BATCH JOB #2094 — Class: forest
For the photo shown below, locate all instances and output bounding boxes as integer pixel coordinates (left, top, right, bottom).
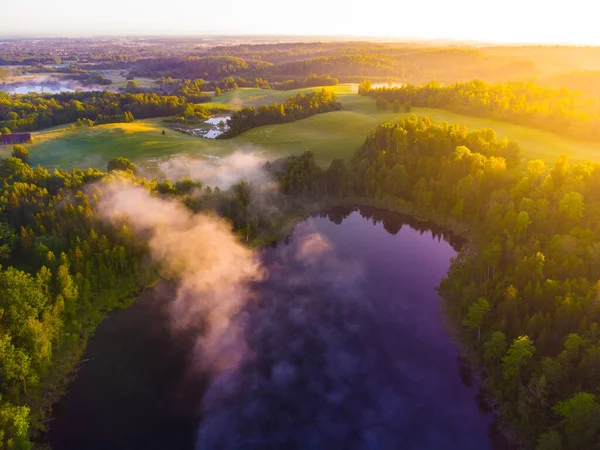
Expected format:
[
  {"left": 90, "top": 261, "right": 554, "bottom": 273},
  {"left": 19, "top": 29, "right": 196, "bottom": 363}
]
[
  {"left": 269, "top": 73, "right": 339, "bottom": 90},
  {"left": 0, "top": 147, "right": 285, "bottom": 449},
  {"left": 361, "top": 80, "right": 600, "bottom": 141},
  {"left": 4, "top": 112, "right": 599, "bottom": 448},
  {"left": 218, "top": 89, "right": 341, "bottom": 138},
  {"left": 2, "top": 113, "right": 600, "bottom": 449},
  {"left": 0, "top": 91, "right": 193, "bottom": 132}
]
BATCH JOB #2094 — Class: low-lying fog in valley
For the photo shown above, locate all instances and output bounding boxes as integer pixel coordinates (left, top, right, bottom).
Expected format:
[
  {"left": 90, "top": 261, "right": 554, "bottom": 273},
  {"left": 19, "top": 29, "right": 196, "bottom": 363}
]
[{"left": 0, "top": 75, "right": 119, "bottom": 94}]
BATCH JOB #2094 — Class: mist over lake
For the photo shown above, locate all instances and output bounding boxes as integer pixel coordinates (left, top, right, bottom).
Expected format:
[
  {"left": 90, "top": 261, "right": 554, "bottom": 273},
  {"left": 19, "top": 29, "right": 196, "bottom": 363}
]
[{"left": 49, "top": 207, "right": 496, "bottom": 450}]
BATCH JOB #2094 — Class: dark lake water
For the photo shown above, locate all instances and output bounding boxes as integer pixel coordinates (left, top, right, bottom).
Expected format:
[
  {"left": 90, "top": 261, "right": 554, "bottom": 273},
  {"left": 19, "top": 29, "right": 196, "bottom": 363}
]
[{"left": 48, "top": 206, "right": 497, "bottom": 450}]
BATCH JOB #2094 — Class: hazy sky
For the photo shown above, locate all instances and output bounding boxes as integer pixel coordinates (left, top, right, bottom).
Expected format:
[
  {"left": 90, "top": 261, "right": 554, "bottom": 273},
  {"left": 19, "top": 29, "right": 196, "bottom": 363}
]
[{"left": 3, "top": 0, "right": 599, "bottom": 45}]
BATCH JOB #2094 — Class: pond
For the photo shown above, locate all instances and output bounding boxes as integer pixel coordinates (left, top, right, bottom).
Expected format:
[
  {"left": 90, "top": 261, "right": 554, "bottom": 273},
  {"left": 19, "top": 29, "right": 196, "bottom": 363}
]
[
  {"left": 48, "top": 206, "right": 501, "bottom": 450},
  {"left": 173, "top": 116, "right": 231, "bottom": 139}
]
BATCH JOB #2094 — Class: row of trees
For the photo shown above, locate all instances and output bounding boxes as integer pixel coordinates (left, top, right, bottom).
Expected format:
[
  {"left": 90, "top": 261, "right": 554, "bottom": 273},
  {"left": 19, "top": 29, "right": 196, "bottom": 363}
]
[
  {"left": 275, "top": 116, "right": 600, "bottom": 449},
  {"left": 0, "top": 91, "right": 192, "bottom": 132},
  {"left": 258, "top": 49, "right": 542, "bottom": 84},
  {"left": 270, "top": 74, "right": 339, "bottom": 90},
  {"left": 130, "top": 56, "right": 273, "bottom": 80},
  {"left": 155, "top": 73, "right": 338, "bottom": 98},
  {"left": 361, "top": 80, "right": 600, "bottom": 141},
  {"left": 218, "top": 89, "right": 341, "bottom": 138}
]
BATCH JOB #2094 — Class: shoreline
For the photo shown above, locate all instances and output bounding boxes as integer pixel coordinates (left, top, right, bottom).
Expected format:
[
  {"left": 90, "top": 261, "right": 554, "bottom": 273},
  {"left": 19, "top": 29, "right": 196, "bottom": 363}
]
[
  {"left": 308, "top": 196, "right": 523, "bottom": 449},
  {"left": 39, "top": 197, "right": 521, "bottom": 449}
]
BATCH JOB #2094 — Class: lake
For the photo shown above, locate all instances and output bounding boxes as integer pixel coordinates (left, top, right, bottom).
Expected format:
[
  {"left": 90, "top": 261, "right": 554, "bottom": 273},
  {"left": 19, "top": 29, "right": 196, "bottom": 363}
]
[{"left": 48, "top": 206, "right": 498, "bottom": 450}]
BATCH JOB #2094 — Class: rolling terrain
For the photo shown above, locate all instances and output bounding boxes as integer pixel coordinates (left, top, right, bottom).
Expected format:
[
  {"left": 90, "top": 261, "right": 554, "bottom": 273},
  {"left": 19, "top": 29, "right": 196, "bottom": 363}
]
[{"left": 10, "top": 84, "right": 600, "bottom": 172}]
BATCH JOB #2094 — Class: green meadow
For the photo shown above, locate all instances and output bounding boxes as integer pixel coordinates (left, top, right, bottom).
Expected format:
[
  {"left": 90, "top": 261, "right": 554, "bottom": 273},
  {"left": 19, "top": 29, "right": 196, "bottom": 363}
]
[{"left": 11, "top": 84, "right": 600, "bottom": 172}]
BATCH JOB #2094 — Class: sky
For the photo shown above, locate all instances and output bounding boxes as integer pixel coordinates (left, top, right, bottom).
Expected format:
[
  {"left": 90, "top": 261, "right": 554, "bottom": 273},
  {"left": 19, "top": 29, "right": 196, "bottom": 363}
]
[{"left": 3, "top": 0, "right": 600, "bottom": 45}]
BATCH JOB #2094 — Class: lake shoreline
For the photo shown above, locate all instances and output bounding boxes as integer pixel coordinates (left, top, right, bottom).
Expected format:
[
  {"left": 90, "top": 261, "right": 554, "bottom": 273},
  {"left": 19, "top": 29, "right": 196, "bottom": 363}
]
[
  {"left": 43, "top": 198, "right": 516, "bottom": 450},
  {"left": 48, "top": 202, "right": 495, "bottom": 449},
  {"left": 306, "top": 197, "right": 522, "bottom": 450}
]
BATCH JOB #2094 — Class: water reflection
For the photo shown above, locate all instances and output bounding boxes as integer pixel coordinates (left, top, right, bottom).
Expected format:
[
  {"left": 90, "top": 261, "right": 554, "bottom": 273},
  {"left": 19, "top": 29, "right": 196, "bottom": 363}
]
[
  {"left": 49, "top": 207, "right": 497, "bottom": 450},
  {"left": 313, "top": 205, "right": 463, "bottom": 250}
]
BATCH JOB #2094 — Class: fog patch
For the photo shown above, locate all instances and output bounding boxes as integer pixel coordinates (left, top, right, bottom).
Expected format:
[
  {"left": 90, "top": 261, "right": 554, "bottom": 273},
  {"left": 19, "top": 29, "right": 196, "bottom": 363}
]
[
  {"left": 97, "top": 182, "right": 266, "bottom": 373},
  {"left": 157, "top": 150, "right": 273, "bottom": 190},
  {"left": 96, "top": 179, "right": 429, "bottom": 450},
  {"left": 0, "top": 75, "right": 117, "bottom": 94},
  {"left": 195, "top": 226, "right": 423, "bottom": 449}
]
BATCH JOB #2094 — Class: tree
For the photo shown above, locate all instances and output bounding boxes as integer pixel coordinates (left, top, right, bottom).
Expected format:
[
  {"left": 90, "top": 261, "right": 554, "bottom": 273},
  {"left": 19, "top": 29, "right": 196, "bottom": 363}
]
[
  {"left": 392, "top": 100, "right": 401, "bottom": 113},
  {"left": 515, "top": 211, "right": 531, "bottom": 239},
  {"left": 107, "top": 157, "right": 137, "bottom": 173},
  {"left": 11, "top": 146, "right": 29, "bottom": 165},
  {"left": 0, "top": 127, "right": 10, "bottom": 135},
  {"left": 554, "top": 392, "right": 600, "bottom": 449},
  {"left": 484, "top": 331, "right": 507, "bottom": 366},
  {"left": 404, "top": 101, "right": 412, "bottom": 113},
  {"left": 551, "top": 154, "right": 569, "bottom": 188},
  {"left": 502, "top": 335, "right": 535, "bottom": 382},
  {"left": 358, "top": 79, "right": 372, "bottom": 94},
  {"left": 175, "top": 178, "right": 199, "bottom": 194},
  {"left": 0, "top": 397, "right": 30, "bottom": 449},
  {"left": 527, "top": 159, "right": 547, "bottom": 184},
  {"left": 0, "top": 201, "right": 16, "bottom": 260},
  {"left": 0, "top": 223, "right": 15, "bottom": 261},
  {"left": 559, "top": 191, "right": 584, "bottom": 226},
  {"left": 57, "top": 260, "right": 78, "bottom": 321},
  {"left": 463, "top": 298, "right": 490, "bottom": 341},
  {"left": 376, "top": 96, "right": 388, "bottom": 110},
  {"left": 535, "top": 430, "right": 562, "bottom": 450},
  {"left": 126, "top": 80, "right": 138, "bottom": 92},
  {"left": 215, "top": 87, "right": 222, "bottom": 96}
]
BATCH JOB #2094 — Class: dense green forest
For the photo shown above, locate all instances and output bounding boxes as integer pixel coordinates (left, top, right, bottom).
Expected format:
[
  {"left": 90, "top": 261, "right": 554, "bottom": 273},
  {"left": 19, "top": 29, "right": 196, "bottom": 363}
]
[
  {"left": 3, "top": 112, "right": 600, "bottom": 449},
  {"left": 218, "top": 89, "right": 341, "bottom": 138},
  {"left": 0, "top": 147, "right": 286, "bottom": 449},
  {"left": 361, "top": 80, "right": 600, "bottom": 141},
  {"left": 275, "top": 117, "right": 600, "bottom": 449},
  {"left": 0, "top": 157, "right": 152, "bottom": 449}
]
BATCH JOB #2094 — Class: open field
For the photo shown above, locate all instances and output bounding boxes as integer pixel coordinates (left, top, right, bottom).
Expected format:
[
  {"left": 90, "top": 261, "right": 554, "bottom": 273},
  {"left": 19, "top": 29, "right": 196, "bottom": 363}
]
[
  {"left": 412, "top": 108, "right": 600, "bottom": 164},
  {"left": 202, "top": 84, "right": 358, "bottom": 110},
  {"left": 11, "top": 84, "right": 600, "bottom": 173}
]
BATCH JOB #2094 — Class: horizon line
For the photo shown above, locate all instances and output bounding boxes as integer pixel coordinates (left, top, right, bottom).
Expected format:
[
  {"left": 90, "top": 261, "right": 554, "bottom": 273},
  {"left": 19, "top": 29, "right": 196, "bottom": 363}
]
[{"left": 0, "top": 33, "right": 599, "bottom": 48}]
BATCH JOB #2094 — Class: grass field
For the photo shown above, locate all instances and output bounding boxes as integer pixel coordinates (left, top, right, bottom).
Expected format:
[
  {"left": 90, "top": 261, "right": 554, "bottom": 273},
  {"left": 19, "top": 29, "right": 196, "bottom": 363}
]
[
  {"left": 203, "top": 84, "right": 358, "bottom": 110},
  {"left": 12, "top": 84, "right": 600, "bottom": 173}
]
